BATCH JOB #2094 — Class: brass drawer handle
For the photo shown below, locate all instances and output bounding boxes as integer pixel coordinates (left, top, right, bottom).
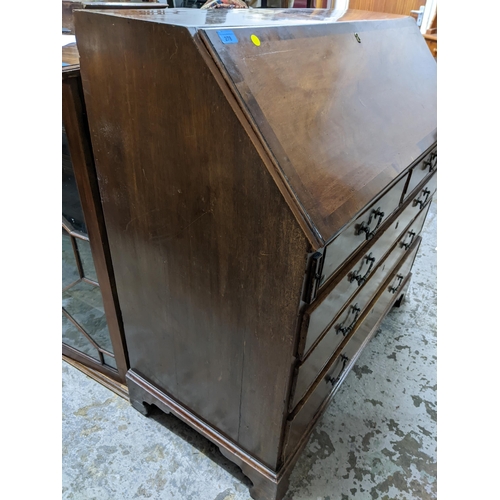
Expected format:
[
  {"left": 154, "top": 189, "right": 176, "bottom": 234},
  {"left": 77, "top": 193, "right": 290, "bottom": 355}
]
[
  {"left": 349, "top": 253, "right": 376, "bottom": 286},
  {"left": 356, "top": 207, "right": 385, "bottom": 240},
  {"left": 400, "top": 230, "right": 416, "bottom": 250},
  {"left": 414, "top": 188, "right": 431, "bottom": 209},
  {"left": 389, "top": 275, "right": 404, "bottom": 294},
  {"left": 325, "top": 354, "right": 349, "bottom": 387},
  {"left": 424, "top": 151, "right": 437, "bottom": 172},
  {"left": 336, "top": 303, "right": 361, "bottom": 336}
]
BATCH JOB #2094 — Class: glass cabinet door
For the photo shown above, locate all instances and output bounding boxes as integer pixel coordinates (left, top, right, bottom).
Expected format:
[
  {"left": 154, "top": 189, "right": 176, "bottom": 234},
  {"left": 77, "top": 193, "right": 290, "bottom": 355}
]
[
  {"left": 62, "top": 126, "right": 118, "bottom": 372},
  {"left": 62, "top": 74, "right": 127, "bottom": 383}
]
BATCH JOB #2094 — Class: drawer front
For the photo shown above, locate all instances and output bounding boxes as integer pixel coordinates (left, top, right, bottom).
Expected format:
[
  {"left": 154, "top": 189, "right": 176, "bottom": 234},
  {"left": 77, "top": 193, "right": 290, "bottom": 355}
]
[
  {"left": 284, "top": 246, "right": 419, "bottom": 461},
  {"left": 398, "top": 202, "right": 430, "bottom": 252},
  {"left": 320, "top": 175, "right": 407, "bottom": 287},
  {"left": 301, "top": 199, "right": 431, "bottom": 356},
  {"left": 413, "top": 172, "right": 437, "bottom": 208},
  {"left": 405, "top": 147, "right": 437, "bottom": 199},
  {"left": 292, "top": 237, "right": 422, "bottom": 409}
]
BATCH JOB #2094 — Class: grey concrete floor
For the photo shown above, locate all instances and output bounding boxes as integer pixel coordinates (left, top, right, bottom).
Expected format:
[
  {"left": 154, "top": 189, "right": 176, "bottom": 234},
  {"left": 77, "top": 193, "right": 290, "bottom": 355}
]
[{"left": 62, "top": 199, "right": 437, "bottom": 500}]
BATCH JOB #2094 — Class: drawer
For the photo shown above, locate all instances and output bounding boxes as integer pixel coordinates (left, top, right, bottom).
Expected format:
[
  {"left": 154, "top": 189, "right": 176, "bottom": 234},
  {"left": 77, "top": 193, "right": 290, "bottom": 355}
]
[
  {"left": 300, "top": 200, "right": 431, "bottom": 357},
  {"left": 284, "top": 248, "right": 419, "bottom": 461},
  {"left": 319, "top": 174, "right": 407, "bottom": 288},
  {"left": 405, "top": 147, "right": 437, "bottom": 199},
  {"left": 291, "top": 237, "right": 422, "bottom": 409},
  {"left": 412, "top": 171, "right": 437, "bottom": 211}
]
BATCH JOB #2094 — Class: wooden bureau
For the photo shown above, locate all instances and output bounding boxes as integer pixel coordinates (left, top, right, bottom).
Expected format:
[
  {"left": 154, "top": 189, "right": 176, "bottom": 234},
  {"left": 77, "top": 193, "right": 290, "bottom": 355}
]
[{"left": 74, "top": 8, "right": 437, "bottom": 500}]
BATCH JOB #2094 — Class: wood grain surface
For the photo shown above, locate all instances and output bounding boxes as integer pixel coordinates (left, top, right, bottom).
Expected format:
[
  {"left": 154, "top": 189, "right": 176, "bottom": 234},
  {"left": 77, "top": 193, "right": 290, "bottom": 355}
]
[
  {"left": 203, "top": 17, "right": 436, "bottom": 243},
  {"left": 76, "top": 10, "right": 309, "bottom": 469},
  {"left": 73, "top": 8, "right": 437, "bottom": 496}
]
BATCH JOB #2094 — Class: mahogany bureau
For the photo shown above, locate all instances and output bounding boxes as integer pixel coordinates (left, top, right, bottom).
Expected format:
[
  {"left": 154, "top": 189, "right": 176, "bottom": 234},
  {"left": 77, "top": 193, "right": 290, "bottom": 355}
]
[{"left": 75, "top": 8, "right": 437, "bottom": 500}]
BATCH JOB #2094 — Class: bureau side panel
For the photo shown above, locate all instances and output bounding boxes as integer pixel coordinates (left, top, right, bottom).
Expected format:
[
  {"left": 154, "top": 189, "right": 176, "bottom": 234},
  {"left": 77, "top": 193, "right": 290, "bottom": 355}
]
[{"left": 75, "top": 12, "right": 308, "bottom": 469}]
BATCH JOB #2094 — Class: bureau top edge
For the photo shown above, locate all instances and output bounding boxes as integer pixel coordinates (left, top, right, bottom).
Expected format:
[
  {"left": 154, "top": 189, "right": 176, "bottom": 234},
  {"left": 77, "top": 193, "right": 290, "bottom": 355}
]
[{"left": 73, "top": 7, "right": 408, "bottom": 29}]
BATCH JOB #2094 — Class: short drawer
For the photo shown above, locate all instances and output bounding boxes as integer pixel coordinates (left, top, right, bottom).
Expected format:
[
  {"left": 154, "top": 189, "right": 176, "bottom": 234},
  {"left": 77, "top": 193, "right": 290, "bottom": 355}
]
[
  {"left": 405, "top": 147, "right": 437, "bottom": 200},
  {"left": 398, "top": 170, "right": 436, "bottom": 228},
  {"left": 284, "top": 248, "right": 419, "bottom": 461},
  {"left": 300, "top": 200, "right": 431, "bottom": 357},
  {"left": 291, "top": 237, "right": 422, "bottom": 409},
  {"left": 319, "top": 174, "right": 407, "bottom": 287}
]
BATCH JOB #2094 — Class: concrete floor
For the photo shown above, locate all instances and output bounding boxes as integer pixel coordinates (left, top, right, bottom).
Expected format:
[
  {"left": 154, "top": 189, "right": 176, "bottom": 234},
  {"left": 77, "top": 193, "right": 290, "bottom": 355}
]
[{"left": 62, "top": 199, "right": 437, "bottom": 500}]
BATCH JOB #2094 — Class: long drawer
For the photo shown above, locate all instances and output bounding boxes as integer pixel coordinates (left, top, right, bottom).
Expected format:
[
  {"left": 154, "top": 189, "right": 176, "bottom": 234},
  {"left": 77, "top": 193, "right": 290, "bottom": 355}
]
[
  {"left": 300, "top": 198, "right": 432, "bottom": 357},
  {"left": 291, "top": 237, "right": 422, "bottom": 410},
  {"left": 319, "top": 174, "right": 407, "bottom": 288},
  {"left": 283, "top": 247, "right": 419, "bottom": 461}
]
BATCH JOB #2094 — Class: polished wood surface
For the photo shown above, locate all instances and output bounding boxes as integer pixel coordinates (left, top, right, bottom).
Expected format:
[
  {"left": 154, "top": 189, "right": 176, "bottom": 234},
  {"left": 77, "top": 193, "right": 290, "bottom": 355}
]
[
  {"left": 319, "top": 175, "right": 407, "bottom": 285},
  {"left": 74, "top": 9, "right": 437, "bottom": 499},
  {"left": 80, "top": 7, "right": 437, "bottom": 248},
  {"left": 127, "top": 370, "right": 289, "bottom": 500},
  {"left": 321, "top": 156, "right": 436, "bottom": 289},
  {"left": 291, "top": 216, "right": 427, "bottom": 409},
  {"left": 302, "top": 198, "right": 430, "bottom": 357},
  {"left": 204, "top": 16, "right": 436, "bottom": 244},
  {"left": 284, "top": 263, "right": 416, "bottom": 459},
  {"left": 76, "top": 10, "right": 309, "bottom": 469}
]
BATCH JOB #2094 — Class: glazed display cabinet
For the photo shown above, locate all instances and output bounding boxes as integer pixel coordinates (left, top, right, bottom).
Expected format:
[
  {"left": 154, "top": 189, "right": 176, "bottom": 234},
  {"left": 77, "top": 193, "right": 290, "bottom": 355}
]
[{"left": 62, "top": 41, "right": 129, "bottom": 386}]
